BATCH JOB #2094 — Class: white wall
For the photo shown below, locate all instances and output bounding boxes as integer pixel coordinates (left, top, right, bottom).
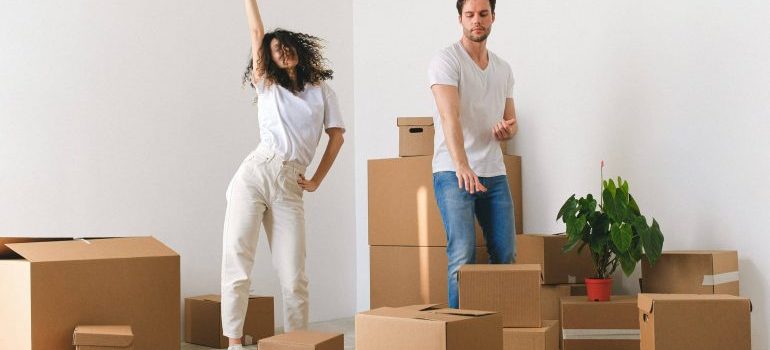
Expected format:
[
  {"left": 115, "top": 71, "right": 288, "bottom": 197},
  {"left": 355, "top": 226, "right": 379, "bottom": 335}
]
[
  {"left": 353, "top": 1, "right": 770, "bottom": 349},
  {"left": 0, "top": 0, "right": 356, "bottom": 326}
]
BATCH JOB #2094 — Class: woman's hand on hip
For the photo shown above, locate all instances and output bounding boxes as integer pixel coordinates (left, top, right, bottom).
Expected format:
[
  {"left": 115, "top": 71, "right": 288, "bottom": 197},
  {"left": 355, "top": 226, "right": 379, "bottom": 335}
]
[{"left": 298, "top": 174, "right": 320, "bottom": 192}]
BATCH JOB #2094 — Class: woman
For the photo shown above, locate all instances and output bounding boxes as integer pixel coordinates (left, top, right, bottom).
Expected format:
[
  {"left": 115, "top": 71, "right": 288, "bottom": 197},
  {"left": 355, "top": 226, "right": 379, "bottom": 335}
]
[{"left": 221, "top": 0, "right": 345, "bottom": 348}]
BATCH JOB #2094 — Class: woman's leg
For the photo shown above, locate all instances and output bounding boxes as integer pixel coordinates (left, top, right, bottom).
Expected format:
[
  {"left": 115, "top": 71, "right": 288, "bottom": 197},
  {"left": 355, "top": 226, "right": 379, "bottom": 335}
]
[
  {"left": 264, "top": 167, "right": 309, "bottom": 332},
  {"left": 221, "top": 164, "right": 268, "bottom": 344}
]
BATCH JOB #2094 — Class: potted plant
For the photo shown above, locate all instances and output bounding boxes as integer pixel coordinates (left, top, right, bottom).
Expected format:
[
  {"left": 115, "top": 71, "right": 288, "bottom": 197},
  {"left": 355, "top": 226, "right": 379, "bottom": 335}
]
[{"left": 557, "top": 162, "right": 664, "bottom": 301}]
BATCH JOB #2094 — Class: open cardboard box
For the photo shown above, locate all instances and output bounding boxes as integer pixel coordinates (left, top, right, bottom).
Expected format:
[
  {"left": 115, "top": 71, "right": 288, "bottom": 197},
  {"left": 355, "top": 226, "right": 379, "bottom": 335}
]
[{"left": 0, "top": 236, "right": 180, "bottom": 350}]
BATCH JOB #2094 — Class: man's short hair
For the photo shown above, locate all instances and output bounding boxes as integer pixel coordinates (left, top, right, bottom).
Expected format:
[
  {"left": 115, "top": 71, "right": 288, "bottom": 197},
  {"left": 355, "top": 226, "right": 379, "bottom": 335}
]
[{"left": 456, "top": 0, "right": 496, "bottom": 15}]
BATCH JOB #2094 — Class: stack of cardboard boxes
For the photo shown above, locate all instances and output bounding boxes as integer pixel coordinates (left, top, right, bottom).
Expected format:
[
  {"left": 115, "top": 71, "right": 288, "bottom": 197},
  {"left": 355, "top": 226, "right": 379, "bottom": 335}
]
[
  {"left": 636, "top": 250, "right": 750, "bottom": 350},
  {"left": 458, "top": 264, "right": 558, "bottom": 350},
  {"left": 364, "top": 116, "right": 753, "bottom": 350},
  {"left": 368, "top": 117, "right": 523, "bottom": 308}
]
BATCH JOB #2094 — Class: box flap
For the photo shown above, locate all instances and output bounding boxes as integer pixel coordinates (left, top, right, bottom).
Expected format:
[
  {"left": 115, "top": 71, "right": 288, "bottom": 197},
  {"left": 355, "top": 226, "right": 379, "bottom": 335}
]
[
  {"left": 431, "top": 308, "right": 496, "bottom": 317},
  {"left": 0, "top": 237, "right": 72, "bottom": 259},
  {"left": 662, "top": 250, "right": 737, "bottom": 255},
  {"left": 638, "top": 293, "right": 750, "bottom": 313},
  {"left": 260, "top": 330, "right": 342, "bottom": 346},
  {"left": 73, "top": 325, "right": 134, "bottom": 347},
  {"left": 399, "top": 303, "right": 446, "bottom": 311},
  {"left": 638, "top": 294, "right": 655, "bottom": 313},
  {"left": 6, "top": 236, "right": 177, "bottom": 263},
  {"left": 397, "top": 117, "right": 434, "bottom": 127},
  {"left": 187, "top": 294, "right": 268, "bottom": 303},
  {"left": 459, "top": 264, "right": 541, "bottom": 272}
]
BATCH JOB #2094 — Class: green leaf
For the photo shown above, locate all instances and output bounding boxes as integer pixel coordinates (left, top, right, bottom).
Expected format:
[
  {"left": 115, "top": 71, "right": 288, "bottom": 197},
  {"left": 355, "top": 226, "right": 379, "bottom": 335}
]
[
  {"left": 605, "top": 179, "right": 617, "bottom": 198},
  {"left": 643, "top": 219, "right": 665, "bottom": 265},
  {"left": 557, "top": 195, "right": 576, "bottom": 221},
  {"left": 563, "top": 231, "right": 582, "bottom": 253},
  {"left": 611, "top": 223, "right": 633, "bottom": 253},
  {"left": 619, "top": 253, "right": 637, "bottom": 276}
]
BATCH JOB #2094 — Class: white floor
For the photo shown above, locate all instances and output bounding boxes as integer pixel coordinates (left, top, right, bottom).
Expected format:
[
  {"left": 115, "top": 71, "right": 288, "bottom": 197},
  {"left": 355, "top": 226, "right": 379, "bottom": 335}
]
[{"left": 181, "top": 317, "right": 355, "bottom": 350}]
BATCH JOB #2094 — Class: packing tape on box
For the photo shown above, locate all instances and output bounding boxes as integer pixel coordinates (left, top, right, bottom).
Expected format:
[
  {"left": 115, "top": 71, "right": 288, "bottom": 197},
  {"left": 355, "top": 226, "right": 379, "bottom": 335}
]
[
  {"left": 702, "top": 271, "right": 740, "bottom": 286},
  {"left": 562, "top": 329, "right": 640, "bottom": 340}
]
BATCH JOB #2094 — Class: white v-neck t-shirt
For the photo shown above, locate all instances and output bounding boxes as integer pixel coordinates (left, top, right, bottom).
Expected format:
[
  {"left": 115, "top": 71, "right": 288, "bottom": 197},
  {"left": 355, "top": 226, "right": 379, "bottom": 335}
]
[
  {"left": 254, "top": 81, "right": 345, "bottom": 167},
  {"left": 428, "top": 41, "right": 514, "bottom": 177}
]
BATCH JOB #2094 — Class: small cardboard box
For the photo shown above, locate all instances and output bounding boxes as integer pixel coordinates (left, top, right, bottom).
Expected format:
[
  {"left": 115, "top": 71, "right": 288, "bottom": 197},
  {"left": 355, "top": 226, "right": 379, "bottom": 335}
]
[
  {"left": 540, "top": 284, "right": 586, "bottom": 322},
  {"left": 503, "top": 320, "right": 559, "bottom": 350},
  {"left": 398, "top": 117, "right": 435, "bottom": 157},
  {"left": 561, "top": 295, "right": 639, "bottom": 350},
  {"left": 73, "top": 325, "right": 134, "bottom": 350},
  {"left": 516, "top": 234, "right": 595, "bottom": 285},
  {"left": 0, "top": 237, "right": 180, "bottom": 350},
  {"left": 638, "top": 294, "right": 751, "bottom": 350},
  {"left": 185, "top": 295, "right": 274, "bottom": 348},
  {"left": 355, "top": 305, "right": 502, "bottom": 350},
  {"left": 368, "top": 155, "right": 523, "bottom": 246},
  {"left": 370, "top": 246, "right": 489, "bottom": 308},
  {"left": 258, "top": 330, "right": 343, "bottom": 350},
  {"left": 458, "top": 264, "right": 542, "bottom": 328},
  {"left": 641, "top": 250, "right": 739, "bottom": 296}
]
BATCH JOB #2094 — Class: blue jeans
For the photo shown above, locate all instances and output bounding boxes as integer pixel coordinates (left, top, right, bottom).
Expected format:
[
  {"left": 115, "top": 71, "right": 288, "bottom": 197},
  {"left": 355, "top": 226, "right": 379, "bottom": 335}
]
[{"left": 433, "top": 171, "right": 516, "bottom": 308}]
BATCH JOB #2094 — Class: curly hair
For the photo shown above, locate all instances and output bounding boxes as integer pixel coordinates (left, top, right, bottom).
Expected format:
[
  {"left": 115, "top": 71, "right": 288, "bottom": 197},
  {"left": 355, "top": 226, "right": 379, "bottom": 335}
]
[
  {"left": 456, "top": 0, "right": 496, "bottom": 14},
  {"left": 242, "top": 29, "right": 333, "bottom": 94}
]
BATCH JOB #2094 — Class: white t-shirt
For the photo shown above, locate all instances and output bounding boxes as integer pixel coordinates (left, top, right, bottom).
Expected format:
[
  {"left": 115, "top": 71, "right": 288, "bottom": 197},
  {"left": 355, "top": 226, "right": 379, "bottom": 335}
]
[
  {"left": 428, "top": 41, "right": 514, "bottom": 177},
  {"left": 255, "top": 81, "right": 345, "bottom": 167}
]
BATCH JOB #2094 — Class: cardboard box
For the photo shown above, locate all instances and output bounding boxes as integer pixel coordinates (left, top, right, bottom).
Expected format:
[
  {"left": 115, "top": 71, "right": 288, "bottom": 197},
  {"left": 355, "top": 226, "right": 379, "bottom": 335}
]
[
  {"left": 561, "top": 296, "right": 639, "bottom": 350},
  {"left": 368, "top": 155, "right": 523, "bottom": 246},
  {"left": 355, "top": 305, "right": 502, "bottom": 350},
  {"left": 503, "top": 320, "right": 559, "bottom": 350},
  {"left": 641, "top": 250, "right": 739, "bottom": 296},
  {"left": 540, "top": 284, "right": 586, "bottom": 322},
  {"left": 0, "top": 237, "right": 180, "bottom": 350},
  {"left": 185, "top": 294, "right": 274, "bottom": 348},
  {"left": 398, "top": 117, "right": 435, "bottom": 157},
  {"left": 258, "top": 330, "right": 343, "bottom": 350},
  {"left": 73, "top": 325, "right": 133, "bottom": 350},
  {"left": 516, "top": 234, "right": 595, "bottom": 285},
  {"left": 370, "top": 246, "right": 489, "bottom": 308},
  {"left": 638, "top": 294, "right": 751, "bottom": 350},
  {"left": 458, "top": 264, "right": 542, "bottom": 328}
]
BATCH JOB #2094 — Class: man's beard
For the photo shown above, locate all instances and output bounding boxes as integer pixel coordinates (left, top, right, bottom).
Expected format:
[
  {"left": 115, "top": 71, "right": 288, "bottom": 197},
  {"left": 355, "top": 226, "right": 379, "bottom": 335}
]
[{"left": 466, "top": 28, "right": 490, "bottom": 42}]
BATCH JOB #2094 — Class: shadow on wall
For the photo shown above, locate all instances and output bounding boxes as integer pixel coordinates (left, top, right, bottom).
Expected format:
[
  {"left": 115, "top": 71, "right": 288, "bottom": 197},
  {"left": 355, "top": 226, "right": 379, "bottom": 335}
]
[{"left": 740, "top": 259, "right": 767, "bottom": 350}]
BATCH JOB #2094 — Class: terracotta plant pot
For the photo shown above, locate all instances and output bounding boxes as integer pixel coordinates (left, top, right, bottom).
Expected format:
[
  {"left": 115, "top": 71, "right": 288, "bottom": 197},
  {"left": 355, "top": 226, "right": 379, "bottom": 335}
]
[{"left": 585, "top": 277, "right": 613, "bottom": 301}]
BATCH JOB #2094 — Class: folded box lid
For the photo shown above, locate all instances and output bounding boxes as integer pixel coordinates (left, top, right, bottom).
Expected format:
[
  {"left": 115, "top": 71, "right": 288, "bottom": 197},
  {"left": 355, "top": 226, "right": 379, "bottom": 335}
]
[
  {"left": 0, "top": 237, "right": 73, "bottom": 259},
  {"left": 5, "top": 236, "right": 178, "bottom": 263},
  {"left": 638, "top": 293, "right": 752, "bottom": 313},
  {"left": 397, "top": 117, "right": 434, "bottom": 127},
  {"left": 73, "top": 325, "right": 134, "bottom": 347},
  {"left": 260, "top": 330, "right": 342, "bottom": 346},
  {"left": 187, "top": 294, "right": 270, "bottom": 303}
]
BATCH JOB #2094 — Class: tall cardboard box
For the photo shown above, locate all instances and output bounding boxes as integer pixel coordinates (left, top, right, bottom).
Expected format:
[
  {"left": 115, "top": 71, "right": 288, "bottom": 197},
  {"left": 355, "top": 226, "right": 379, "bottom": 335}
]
[
  {"left": 398, "top": 117, "right": 435, "bottom": 157},
  {"left": 370, "top": 246, "right": 489, "bottom": 308},
  {"left": 73, "top": 325, "right": 133, "bottom": 350},
  {"left": 516, "top": 234, "right": 594, "bottom": 285},
  {"left": 368, "top": 155, "right": 523, "bottom": 247},
  {"left": 0, "top": 237, "right": 180, "bottom": 350},
  {"left": 503, "top": 320, "right": 559, "bottom": 350},
  {"left": 540, "top": 284, "right": 586, "bottom": 322},
  {"left": 258, "top": 330, "right": 343, "bottom": 350},
  {"left": 641, "top": 250, "right": 739, "bottom": 296},
  {"left": 638, "top": 294, "right": 751, "bottom": 350},
  {"left": 458, "top": 264, "right": 542, "bottom": 328},
  {"left": 560, "top": 296, "right": 639, "bottom": 350},
  {"left": 355, "top": 305, "right": 502, "bottom": 350},
  {"left": 185, "top": 295, "right": 273, "bottom": 348}
]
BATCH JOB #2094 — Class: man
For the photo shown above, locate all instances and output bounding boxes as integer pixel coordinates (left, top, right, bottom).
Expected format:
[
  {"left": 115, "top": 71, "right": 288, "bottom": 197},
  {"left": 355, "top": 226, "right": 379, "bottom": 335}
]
[{"left": 429, "top": 0, "right": 518, "bottom": 308}]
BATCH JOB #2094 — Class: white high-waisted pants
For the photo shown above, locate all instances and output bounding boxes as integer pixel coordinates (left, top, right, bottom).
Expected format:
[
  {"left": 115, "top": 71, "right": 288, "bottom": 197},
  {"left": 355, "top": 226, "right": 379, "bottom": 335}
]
[{"left": 221, "top": 144, "right": 309, "bottom": 338}]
